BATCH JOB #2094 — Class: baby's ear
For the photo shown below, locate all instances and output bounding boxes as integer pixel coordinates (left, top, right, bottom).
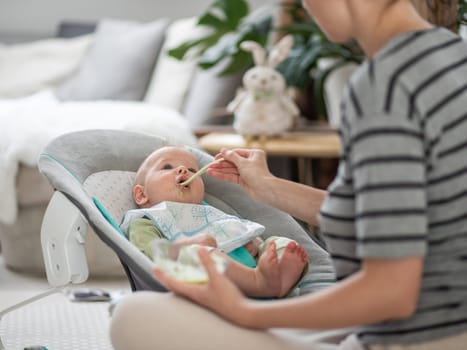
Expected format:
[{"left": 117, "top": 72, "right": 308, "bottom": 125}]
[{"left": 133, "top": 184, "right": 148, "bottom": 206}]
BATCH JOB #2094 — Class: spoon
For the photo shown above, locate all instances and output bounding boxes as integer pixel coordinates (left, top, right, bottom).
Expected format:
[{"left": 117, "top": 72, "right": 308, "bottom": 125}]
[{"left": 180, "top": 158, "right": 224, "bottom": 186}]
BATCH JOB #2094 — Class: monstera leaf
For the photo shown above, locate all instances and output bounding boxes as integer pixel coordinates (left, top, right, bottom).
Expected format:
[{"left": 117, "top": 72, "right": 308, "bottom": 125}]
[
  {"left": 274, "top": 1, "right": 364, "bottom": 118},
  {"left": 168, "top": 0, "right": 272, "bottom": 76}
]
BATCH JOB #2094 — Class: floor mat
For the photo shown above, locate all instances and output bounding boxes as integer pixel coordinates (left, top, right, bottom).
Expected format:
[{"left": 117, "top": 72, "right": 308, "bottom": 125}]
[{"left": 0, "top": 293, "right": 113, "bottom": 350}]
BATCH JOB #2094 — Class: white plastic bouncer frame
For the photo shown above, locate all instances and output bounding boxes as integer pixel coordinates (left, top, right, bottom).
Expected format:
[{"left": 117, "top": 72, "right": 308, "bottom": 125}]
[
  {"left": 0, "top": 191, "right": 89, "bottom": 349},
  {"left": 41, "top": 191, "right": 89, "bottom": 287}
]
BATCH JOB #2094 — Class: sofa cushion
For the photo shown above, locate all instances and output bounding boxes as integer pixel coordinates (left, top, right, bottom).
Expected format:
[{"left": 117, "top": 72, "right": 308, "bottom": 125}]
[
  {"left": 56, "top": 21, "right": 97, "bottom": 38},
  {"left": 16, "top": 165, "right": 53, "bottom": 206},
  {"left": 55, "top": 18, "right": 169, "bottom": 101},
  {"left": 0, "top": 35, "right": 93, "bottom": 98}
]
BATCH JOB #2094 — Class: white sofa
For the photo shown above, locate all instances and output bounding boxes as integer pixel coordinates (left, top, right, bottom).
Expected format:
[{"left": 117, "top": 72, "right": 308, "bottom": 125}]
[{"left": 0, "top": 17, "right": 242, "bottom": 276}]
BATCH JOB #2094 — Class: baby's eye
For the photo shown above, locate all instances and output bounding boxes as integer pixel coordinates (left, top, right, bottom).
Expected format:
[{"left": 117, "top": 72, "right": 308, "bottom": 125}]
[
  {"left": 162, "top": 164, "right": 173, "bottom": 170},
  {"left": 188, "top": 168, "right": 197, "bottom": 173}
]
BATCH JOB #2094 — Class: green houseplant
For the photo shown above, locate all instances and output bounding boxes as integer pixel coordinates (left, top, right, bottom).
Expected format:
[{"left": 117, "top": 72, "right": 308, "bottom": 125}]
[
  {"left": 167, "top": 0, "right": 272, "bottom": 76},
  {"left": 278, "top": 0, "right": 467, "bottom": 120},
  {"left": 275, "top": 1, "right": 364, "bottom": 119},
  {"left": 459, "top": 0, "right": 467, "bottom": 26},
  {"left": 169, "top": 0, "right": 467, "bottom": 123}
]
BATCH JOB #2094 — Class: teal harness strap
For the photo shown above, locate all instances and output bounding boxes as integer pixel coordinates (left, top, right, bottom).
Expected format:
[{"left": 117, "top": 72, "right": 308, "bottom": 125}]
[
  {"left": 93, "top": 197, "right": 127, "bottom": 238},
  {"left": 227, "top": 246, "right": 257, "bottom": 268}
]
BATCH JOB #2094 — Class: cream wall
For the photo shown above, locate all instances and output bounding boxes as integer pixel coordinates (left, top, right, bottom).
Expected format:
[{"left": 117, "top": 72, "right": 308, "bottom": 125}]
[{"left": 0, "top": 0, "right": 270, "bottom": 42}]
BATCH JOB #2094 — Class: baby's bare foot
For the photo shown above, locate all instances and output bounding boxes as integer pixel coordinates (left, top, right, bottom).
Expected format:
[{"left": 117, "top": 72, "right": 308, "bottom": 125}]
[
  {"left": 256, "top": 242, "right": 281, "bottom": 296},
  {"left": 256, "top": 240, "right": 308, "bottom": 297}
]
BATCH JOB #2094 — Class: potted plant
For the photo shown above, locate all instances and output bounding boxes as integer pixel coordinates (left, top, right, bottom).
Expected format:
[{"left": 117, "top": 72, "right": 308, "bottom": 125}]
[
  {"left": 460, "top": 0, "right": 467, "bottom": 23},
  {"left": 167, "top": 0, "right": 364, "bottom": 125},
  {"left": 278, "top": 0, "right": 467, "bottom": 125},
  {"left": 169, "top": 0, "right": 466, "bottom": 127},
  {"left": 459, "top": 0, "right": 467, "bottom": 31}
]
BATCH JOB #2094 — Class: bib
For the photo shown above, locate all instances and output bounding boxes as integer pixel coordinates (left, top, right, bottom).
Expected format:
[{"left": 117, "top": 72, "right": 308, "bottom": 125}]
[{"left": 120, "top": 201, "right": 265, "bottom": 253}]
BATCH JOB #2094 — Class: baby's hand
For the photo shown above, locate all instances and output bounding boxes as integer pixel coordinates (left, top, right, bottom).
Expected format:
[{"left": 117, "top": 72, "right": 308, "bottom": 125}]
[{"left": 176, "top": 233, "right": 218, "bottom": 248}]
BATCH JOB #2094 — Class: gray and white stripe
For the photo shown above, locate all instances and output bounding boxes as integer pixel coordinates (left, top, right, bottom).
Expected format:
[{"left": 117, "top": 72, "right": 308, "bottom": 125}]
[{"left": 319, "top": 27, "right": 467, "bottom": 345}]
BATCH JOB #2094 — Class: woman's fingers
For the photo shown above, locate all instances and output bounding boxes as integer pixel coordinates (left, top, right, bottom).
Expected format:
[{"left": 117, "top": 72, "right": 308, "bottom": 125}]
[
  {"left": 153, "top": 267, "right": 180, "bottom": 290},
  {"left": 197, "top": 248, "right": 223, "bottom": 282},
  {"left": 154, "top": 248, "right": 247, "bottom": 324},
  {"left": 207, "top": 161, "right": 240, "bottom": 184},
  {"left": 153, "top": 248, "right": 221, "bottom": 292},
  {"left": 207, "top": 170, "right": 239, "bottom": 182},
  {"left": 217, "top": 148, "right": 252, "bottom": 165},
  {"left": 209, "top": 161, "right": 239, "bottom": 173},
  {"left": 153, "top": 267, "right": 203, "bottom": 301}
]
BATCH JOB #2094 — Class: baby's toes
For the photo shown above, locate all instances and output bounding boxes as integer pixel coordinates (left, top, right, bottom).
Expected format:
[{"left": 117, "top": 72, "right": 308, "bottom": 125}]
[
  {"left": 262, "top": 241, "right": 279, "bottom": 263},
  {"left": 285, "top": 241, "right": 298, "bottom": 254}
]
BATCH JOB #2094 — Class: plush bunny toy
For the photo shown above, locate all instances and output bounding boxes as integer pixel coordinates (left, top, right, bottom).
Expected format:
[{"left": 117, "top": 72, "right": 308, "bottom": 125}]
[{"left": 227, "top": 35, "right": 299, "bottom": 139}]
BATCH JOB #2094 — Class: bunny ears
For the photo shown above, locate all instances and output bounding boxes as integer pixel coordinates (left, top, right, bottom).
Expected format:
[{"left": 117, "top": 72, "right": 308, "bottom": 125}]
[{"left": 240, "top": 34, "right": 293, "bottom": 68}]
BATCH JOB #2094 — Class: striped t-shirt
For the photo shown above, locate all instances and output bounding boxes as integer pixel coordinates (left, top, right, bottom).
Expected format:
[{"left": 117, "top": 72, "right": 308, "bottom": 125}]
[{"left": 319, "top": 27, "right": 467, "bottom": 345}]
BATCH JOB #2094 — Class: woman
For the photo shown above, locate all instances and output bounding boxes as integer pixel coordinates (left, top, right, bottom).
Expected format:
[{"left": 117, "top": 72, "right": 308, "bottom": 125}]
[{"left": 111, "top": 1, "right": 467, "bottom": 349}]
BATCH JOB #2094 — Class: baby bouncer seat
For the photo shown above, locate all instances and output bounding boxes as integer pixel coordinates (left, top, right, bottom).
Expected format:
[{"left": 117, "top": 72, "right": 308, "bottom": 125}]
[{"left": 37, "top": 129, "right": 335, "bottom": 293}]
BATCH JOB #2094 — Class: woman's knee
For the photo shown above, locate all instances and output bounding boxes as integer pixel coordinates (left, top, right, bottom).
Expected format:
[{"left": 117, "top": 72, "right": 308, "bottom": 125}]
[
  {"left": 110, "top": 291, "right": 168, "bottom": 350},
  {"left": 109, "top": 290, "right": 295, "bottom": 350}
]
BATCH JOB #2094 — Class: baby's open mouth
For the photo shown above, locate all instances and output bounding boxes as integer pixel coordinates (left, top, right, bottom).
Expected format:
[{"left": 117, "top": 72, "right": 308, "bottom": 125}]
[{"left": 176, "top": 177, "right": 190, "bottom": 189}]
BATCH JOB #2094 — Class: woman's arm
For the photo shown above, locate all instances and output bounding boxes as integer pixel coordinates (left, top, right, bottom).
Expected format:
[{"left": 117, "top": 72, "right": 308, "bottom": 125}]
[
  {"left": 259, "top": 176, "right": 327, "bottom": 227},
  {"left": 240, "top": 256, "right": 423, "bottom": 329},
  {"left": 208, "top": 149, "right": 327, "bottom": 226},
  {"left": 155, "top": 250, "right": 423, "bottom": 330}
]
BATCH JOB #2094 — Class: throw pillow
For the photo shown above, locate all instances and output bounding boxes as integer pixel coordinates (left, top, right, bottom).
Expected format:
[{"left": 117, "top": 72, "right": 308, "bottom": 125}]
[
  {"left": 0, "top": 35, "right": 93, "bottom": 98},
  {"left": 55, "top": 18, "right": 169, "bottom": 101},
  {"left": 143, "top": 17, "right": 209, "bottom": 111},
  {"left": 182, "top": 59, "right": 243, "bottom": 128}
]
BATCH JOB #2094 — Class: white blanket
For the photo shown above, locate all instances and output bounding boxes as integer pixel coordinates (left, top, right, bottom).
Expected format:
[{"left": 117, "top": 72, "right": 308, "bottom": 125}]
[{"left": 0, "top": 89, "right": 199, "bottom": 225}]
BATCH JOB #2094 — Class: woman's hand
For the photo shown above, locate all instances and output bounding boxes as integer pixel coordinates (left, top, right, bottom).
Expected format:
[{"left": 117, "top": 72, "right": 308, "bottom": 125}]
[
  {"left": 208, "top": 148, "right": 274, "bottom": 202},
  {"left": 153, "top": 247, "right": 251, "bottom": 326},
  {"left": 208, "top": 148, "right": 327, "bottom": 225}
]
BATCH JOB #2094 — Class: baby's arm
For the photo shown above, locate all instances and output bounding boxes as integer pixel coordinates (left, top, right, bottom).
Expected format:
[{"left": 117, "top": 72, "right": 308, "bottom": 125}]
[{"left": 128, "top": 217, "right": 165, "bottom": 259}]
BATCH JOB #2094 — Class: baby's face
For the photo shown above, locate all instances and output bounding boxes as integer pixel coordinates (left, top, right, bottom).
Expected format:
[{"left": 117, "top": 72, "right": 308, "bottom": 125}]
[{"left": 139, "top": 147, "right": 205, "bottom": 206}]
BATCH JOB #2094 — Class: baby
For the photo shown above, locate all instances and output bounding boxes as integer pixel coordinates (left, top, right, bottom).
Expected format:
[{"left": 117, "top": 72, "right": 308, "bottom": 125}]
[{"left": 126, "top": 146, "right": 308, "bottom": 298}]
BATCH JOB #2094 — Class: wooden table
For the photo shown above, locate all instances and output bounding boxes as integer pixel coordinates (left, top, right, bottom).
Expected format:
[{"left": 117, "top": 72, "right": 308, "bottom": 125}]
[
  {"left": 199, "top": 131, "right": 340, "bottom": 157},
  {"left": 199, "top": 131, "right": 341, "bottom": 186}
]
